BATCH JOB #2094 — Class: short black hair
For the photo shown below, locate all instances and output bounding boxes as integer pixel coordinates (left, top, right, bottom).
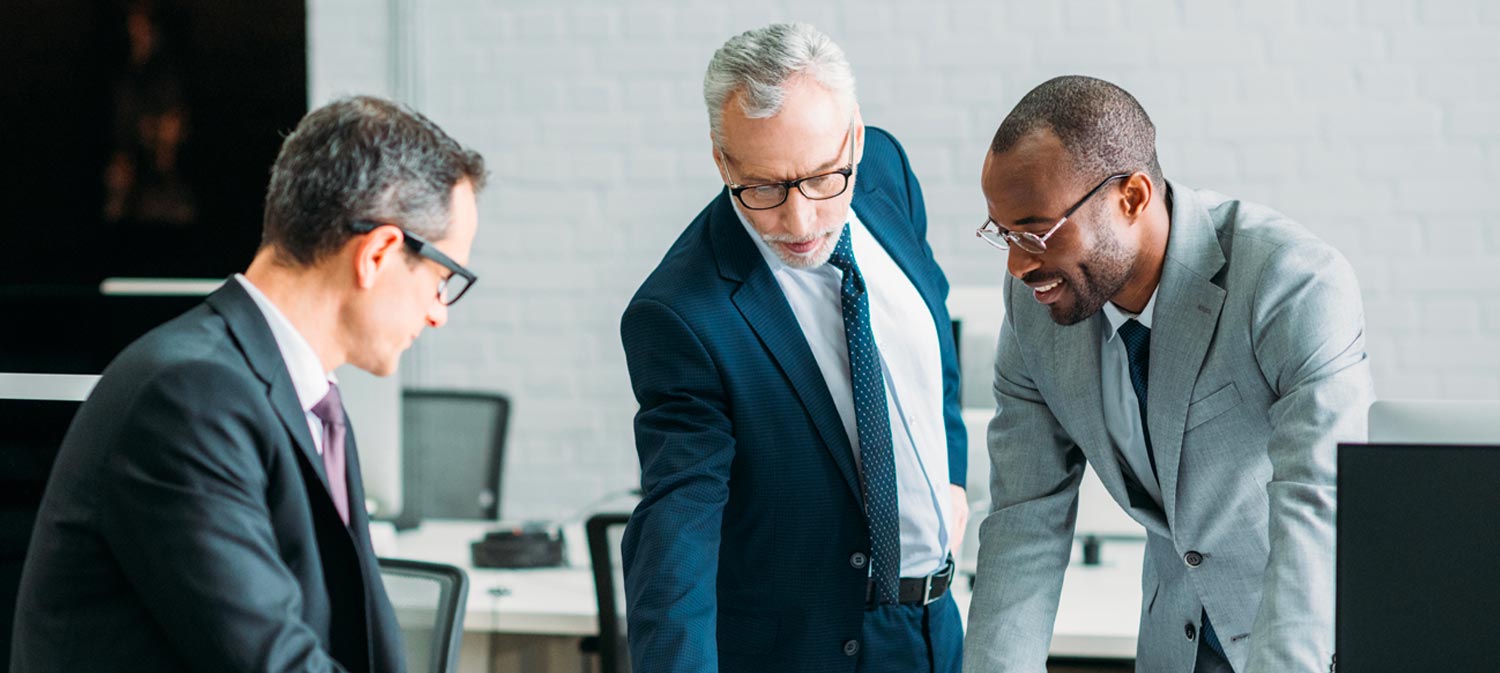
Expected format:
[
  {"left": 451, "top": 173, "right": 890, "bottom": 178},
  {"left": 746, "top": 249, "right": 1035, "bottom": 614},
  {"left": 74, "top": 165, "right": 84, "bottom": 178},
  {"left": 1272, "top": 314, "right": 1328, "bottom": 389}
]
[
  {"left": 261, "top": 96, "right": 488, "bottom": 266},
  {"left": 990, "top": 75, "right": 1164, "bottom": 187}
]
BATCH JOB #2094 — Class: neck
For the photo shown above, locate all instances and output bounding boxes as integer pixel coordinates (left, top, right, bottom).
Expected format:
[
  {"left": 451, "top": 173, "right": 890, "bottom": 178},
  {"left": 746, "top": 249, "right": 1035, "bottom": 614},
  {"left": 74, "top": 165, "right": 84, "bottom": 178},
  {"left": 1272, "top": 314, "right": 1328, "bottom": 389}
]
[
  {"left": 243, "top": 248, "right": 347, "bottom": 374},
  {"left": 1110, "top": 191, "right": 1172, "bottom": 314}
]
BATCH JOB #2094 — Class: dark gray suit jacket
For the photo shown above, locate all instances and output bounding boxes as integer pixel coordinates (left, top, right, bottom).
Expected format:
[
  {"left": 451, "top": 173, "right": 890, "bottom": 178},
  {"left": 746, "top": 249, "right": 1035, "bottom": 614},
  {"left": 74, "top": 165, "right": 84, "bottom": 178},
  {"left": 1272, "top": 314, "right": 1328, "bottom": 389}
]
[{"left": 11, "top": 280, "right": 403, "bottom": 673}]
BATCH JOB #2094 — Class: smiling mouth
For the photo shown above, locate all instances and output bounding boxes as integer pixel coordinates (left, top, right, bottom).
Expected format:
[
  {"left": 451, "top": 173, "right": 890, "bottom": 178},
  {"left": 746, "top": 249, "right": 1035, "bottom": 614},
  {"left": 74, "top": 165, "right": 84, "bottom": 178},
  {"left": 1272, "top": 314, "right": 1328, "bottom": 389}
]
[{"left": 1029, "top": 278, "right": 1065, "bottom": 304}]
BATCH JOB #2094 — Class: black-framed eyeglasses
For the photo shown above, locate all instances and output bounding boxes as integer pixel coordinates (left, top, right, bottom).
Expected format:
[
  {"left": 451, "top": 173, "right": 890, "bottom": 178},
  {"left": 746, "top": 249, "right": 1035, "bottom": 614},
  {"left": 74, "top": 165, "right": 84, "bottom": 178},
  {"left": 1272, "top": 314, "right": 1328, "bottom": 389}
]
[
  {"left": 976, "top": 173, "right": 1131, "bottom": 254},
  {"left": 351, "top": 219, "right": 477, "bottom": 306},
  {"left": 716, "top": 120, "right": 856, "bottom": 211}
]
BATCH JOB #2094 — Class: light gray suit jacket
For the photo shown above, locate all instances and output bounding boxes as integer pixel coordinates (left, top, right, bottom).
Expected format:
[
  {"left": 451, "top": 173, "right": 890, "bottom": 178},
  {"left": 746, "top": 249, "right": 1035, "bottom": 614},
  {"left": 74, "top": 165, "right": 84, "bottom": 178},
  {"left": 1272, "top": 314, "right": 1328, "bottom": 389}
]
[{"left": 963, "top": 182, "right": 1374, "bottom": 673}]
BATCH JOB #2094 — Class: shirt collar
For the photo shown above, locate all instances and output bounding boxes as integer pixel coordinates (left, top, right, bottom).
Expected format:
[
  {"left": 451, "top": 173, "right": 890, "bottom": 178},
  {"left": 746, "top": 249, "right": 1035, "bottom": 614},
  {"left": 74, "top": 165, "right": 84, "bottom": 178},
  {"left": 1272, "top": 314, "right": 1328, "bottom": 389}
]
[
  {"left": 233, "top": 274, "right": 334, "bottom": 412},
  {"left": 1102, "top": 287, "right": 1159, "bottom": 341}
]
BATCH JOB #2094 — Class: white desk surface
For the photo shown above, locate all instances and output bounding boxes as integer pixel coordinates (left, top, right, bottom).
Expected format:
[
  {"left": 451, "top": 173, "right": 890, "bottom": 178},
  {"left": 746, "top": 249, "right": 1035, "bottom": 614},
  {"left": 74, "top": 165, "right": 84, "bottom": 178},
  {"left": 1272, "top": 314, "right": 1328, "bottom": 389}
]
[
  {"left": 392, "top": 521, "right": 599, "bottom": 636},
  {"left": 392, "top": 520, "right": 1142, "bottom": 659}
]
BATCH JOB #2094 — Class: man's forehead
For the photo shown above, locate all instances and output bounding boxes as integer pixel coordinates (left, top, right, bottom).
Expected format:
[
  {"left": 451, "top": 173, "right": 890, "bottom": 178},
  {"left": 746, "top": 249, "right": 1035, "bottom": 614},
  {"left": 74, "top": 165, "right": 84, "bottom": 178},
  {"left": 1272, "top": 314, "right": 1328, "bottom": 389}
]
[
  {"left": 982, "top": 148, "right": 1080, "bottom": 226},
  {"left": 721, "top": 120, "right": 849, "bottom": 180},
  {"left": 719, "top": 80, "right": 849, "bottom": 159}
]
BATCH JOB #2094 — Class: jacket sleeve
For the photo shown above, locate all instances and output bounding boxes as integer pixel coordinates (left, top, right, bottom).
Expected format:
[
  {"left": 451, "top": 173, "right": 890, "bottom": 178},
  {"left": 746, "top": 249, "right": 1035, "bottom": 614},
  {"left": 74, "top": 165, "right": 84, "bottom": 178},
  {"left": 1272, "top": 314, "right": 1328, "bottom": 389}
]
[
  {"left": 99, "top": 359, "right": 349, "bottom": 673},
  {"left": 963, "top": 277, "right": 1086, "bottom": 673},
  {"left": 1244, "top": 239, "right": 1374, "bottom": 673},
  {"left": 619, "top": 298, "right": 735, "bottom": 673}
]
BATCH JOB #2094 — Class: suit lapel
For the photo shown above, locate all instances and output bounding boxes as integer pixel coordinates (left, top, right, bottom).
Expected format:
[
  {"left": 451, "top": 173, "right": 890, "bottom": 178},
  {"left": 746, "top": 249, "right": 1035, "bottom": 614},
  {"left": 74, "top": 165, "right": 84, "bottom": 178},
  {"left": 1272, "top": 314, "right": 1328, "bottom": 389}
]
[
  {"left": 710, "top": 191, "right": 865, "bottom": 510},
  {"left": 1147, "top": 184, "right": 1226, "bottom": 526},
  {"left": 208, "top": 280, "right": 379, "bottom": 670},
  {"left": 206, "top": 280, "right": 345, "bottom": 526},
  {"left": 1040, "top": 308, "right": 1169, "bottom": 536}
]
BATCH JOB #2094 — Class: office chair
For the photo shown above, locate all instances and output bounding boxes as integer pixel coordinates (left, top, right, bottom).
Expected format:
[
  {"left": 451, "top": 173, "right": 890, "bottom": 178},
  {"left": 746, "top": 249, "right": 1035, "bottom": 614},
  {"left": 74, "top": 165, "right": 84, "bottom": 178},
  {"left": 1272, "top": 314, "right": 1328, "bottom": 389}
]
[
  {"left": 379, "top": 558, "right": 469, "bottom": 673},
  {"left": 398, "top": 390, "right": 510, "bottom": 528},
  {"left": 580, "top": 513, "right": 632, "bottom": 673}
]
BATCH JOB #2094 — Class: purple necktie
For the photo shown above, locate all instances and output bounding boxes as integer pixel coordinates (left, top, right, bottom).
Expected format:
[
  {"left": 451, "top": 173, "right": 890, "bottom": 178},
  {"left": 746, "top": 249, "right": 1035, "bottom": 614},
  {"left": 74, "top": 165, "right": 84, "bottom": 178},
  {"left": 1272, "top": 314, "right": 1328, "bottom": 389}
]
[{"left": 311, "top": 383, "right": 351, "bottom": 525}]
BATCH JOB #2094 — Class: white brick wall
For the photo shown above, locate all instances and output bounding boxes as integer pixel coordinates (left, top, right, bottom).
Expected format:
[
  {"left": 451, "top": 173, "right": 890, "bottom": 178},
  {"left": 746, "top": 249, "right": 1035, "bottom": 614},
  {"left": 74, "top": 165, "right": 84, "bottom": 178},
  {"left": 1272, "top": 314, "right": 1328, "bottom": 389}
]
[{"left": 310, "top": 0, "right": 1500, "bottom": 521}]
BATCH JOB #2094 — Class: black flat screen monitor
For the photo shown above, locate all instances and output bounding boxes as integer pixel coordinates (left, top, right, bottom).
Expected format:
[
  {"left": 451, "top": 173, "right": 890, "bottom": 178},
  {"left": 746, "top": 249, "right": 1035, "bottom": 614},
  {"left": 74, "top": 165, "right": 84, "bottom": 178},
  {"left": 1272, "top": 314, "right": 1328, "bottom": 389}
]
[
  {"left": 1337, "top": 442, "right": 1500, "bottom": 673},
  {"left": 0, "top": 373, "right": 93, "bottom": 666}
]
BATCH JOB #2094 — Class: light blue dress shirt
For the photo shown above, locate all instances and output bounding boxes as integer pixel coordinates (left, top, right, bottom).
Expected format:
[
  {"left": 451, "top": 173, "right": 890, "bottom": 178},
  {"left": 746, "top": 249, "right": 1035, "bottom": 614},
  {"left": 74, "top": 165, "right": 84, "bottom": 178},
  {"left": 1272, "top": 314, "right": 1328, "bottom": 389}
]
[
  {"left": 1100, "top": 289, "right": 1162, "bottom": 507},
  {"left": 734, "top": 205, "right": 952, "bottom": 577}
]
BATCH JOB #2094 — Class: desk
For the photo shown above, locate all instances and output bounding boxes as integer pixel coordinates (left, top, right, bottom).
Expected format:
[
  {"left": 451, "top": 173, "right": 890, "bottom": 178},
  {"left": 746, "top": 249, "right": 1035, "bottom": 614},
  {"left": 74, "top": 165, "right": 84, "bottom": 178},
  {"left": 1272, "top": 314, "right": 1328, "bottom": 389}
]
[
  {"left": 392, "top": 520, "right": 1143, "bottom": 669},
  {"left": 393, "top": 521, "right": 597, "bottom": 636},
  {"left": 953, "top": 539, "right": 1143, "bottom": 660}
]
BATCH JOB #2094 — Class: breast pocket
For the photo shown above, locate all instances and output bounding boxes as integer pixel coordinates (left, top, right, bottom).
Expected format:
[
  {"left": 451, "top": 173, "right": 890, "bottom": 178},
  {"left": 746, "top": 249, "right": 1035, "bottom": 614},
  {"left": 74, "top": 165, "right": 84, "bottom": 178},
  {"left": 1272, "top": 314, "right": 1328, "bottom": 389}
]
[{"left": 1185, "top": 382, "right": 1241, "bottom": 432}]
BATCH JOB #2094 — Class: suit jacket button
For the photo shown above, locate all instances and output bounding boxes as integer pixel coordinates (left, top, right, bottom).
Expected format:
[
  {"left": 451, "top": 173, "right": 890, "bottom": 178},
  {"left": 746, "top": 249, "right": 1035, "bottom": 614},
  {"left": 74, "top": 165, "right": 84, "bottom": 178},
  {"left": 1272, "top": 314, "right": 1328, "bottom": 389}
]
[
  {"left": 1184, "top": 551, "right": 1203, "bottom": 567},
  {"left": 843, "top": 639, "right": 861, "bottom": 656},
  {"left": 1185, "top": 623, "right": 1198, "bottom": 641},
  {"left": 850, "top": 552, "right": 868, "bottom": 569}
]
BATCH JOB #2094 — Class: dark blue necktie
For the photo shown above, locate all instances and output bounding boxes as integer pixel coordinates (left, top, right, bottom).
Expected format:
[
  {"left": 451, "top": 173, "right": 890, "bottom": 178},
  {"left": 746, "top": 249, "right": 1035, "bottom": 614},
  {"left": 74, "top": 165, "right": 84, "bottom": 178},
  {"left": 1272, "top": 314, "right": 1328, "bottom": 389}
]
[
  {"left": 1116, "top": 318, "right": 1158, "bottom": 481},
  {"left": 826, "top": 223, "right": 901, "bottom": 604}
]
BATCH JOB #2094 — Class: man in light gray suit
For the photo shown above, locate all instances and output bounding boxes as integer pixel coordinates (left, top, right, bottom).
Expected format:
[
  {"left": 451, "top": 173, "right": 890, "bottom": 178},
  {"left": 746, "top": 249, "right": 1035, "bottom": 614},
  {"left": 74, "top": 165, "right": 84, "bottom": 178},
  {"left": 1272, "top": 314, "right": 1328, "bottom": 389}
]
[{"left": 962, "top": 76, "right": 1374, "bottom": 673}]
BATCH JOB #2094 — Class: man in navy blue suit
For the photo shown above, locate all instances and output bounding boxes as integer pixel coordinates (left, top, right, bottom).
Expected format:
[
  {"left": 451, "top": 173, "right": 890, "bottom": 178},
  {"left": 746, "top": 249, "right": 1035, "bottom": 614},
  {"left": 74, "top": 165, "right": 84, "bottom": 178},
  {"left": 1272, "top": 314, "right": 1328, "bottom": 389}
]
[{"left": 619, "top": 23, "right": 967, "bottom": 673}]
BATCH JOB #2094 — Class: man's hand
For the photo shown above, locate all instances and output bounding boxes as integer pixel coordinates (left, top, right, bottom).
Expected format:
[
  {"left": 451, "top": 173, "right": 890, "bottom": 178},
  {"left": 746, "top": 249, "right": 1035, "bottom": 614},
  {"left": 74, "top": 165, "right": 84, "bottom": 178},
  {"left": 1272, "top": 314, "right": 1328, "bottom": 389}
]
[{"left": 949, "top": 483, "right": 970, "bottom": 560}]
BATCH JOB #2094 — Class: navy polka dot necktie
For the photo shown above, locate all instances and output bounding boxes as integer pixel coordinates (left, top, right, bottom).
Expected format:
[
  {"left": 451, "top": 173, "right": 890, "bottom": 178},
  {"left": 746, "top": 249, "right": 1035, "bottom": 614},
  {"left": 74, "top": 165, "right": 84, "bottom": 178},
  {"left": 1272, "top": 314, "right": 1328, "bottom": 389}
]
[
  {"left": 826, "top": 223, "right": 901, "bottom": 604},
  {"left": 1116, "top": 318, "right": 1159, "bottom": 481}
]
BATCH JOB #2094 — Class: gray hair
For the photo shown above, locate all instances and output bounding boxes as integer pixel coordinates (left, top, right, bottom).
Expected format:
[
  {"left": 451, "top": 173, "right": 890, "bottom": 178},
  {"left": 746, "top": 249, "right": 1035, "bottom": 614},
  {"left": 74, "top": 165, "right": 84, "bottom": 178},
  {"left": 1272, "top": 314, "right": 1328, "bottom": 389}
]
[
  {"left": 990, "top": 75, "right": 1164, "bottom": 188},
  {"left": 703, "top": 23, "right": 857, "bottom": 146},
  {"left": 261, "top": 95, "right": 488, "bottom": 267}
]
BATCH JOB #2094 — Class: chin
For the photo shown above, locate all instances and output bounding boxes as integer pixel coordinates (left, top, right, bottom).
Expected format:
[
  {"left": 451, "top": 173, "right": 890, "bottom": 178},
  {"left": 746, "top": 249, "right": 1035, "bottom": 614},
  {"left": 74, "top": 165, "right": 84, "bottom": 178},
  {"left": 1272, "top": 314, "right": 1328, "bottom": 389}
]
[
  {"left": 375, "top": 355, "right": 403, "bottom": 377},
  {"left": 1046, "top": 298, "right": 1092, "bottom": 327},
  {"left": 349, "top": 353, "right": 400, "bottom": 378}
]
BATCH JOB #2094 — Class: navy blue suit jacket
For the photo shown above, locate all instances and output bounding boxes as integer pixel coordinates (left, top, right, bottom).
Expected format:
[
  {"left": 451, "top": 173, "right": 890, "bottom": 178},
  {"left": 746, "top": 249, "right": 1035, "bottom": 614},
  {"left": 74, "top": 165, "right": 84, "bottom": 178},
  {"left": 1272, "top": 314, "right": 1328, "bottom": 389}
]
[{"left": 619, "top": 127, "right": 965, "bottom": 673}]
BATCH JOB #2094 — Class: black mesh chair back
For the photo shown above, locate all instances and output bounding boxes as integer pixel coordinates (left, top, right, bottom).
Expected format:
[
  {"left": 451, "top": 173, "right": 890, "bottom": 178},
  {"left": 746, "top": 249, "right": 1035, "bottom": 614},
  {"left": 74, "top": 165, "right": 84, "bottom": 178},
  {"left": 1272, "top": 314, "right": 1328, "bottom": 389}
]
[
  {"left": 399, "top": 390, "right": 509, "bottom": 526},
  {"left": 584, "top": 513, "right": 632, "bottom": 673},
  {"left": 379, "top": 558, "right": 469, "bottom": 673}
]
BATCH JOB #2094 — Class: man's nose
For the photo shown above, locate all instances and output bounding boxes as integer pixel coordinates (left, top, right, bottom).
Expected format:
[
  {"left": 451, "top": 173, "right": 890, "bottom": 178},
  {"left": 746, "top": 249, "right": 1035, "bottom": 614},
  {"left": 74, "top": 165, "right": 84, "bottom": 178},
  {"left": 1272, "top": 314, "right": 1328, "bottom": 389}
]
[
  {"left": 1007, "top": 246, "right": 1041, "bottom": 280},
  {"left": 779, "top": 190, "right": 820, "bottom": 238}
]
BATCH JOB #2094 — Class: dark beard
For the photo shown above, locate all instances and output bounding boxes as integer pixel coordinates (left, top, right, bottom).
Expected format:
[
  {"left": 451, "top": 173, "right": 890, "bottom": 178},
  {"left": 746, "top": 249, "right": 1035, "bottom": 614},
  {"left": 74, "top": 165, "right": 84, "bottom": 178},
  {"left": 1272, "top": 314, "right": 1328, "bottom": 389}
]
[{"left": 1046, "top": 223, "right": 1134, "bottom": 326}]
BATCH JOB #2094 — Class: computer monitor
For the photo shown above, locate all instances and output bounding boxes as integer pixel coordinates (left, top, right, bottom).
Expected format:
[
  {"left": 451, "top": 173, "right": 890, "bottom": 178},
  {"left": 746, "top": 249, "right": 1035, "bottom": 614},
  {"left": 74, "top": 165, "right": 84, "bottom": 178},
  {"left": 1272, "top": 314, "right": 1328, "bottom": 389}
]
[
  {"left": 1338, "top": 442, "right": 1500, "bottom": 672},
  {"left": 1337, "top": 399, "right": 1500, "bottom": 672},
  {"left": 0, "top": 372, "right": 98, "bottom": 665}
]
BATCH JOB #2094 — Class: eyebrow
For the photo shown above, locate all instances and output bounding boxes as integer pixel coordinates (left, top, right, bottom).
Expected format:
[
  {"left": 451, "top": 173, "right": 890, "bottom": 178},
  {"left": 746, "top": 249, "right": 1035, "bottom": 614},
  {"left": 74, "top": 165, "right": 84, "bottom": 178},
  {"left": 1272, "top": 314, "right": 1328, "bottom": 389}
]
[
  {"left": 991, "top": 214, "right": 1055, "bottom": 232},
  {"left": 729, "top": 147, "right": 848, "bottom": 185}
]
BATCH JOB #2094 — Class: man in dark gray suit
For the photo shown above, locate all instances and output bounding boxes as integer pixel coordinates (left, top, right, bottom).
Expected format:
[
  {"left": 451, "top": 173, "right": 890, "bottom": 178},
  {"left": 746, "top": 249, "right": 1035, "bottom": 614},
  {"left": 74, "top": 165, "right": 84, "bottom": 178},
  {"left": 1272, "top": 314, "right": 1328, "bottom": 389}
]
[
  {"left": 963, "top": 76, "right": 1374, "bottom": 673},
  {"left": 11, "top": 96, "right": 486, "bottom": 673}
]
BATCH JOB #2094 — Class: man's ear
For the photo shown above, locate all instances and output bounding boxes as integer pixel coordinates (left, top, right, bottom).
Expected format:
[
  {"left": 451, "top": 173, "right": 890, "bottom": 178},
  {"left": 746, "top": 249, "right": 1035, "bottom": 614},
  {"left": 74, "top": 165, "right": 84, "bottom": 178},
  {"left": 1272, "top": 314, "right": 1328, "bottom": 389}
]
[
  {"left": 851, "top": 105, "right": 866, "bottom": 166},
  {"left": 352, "top": 225, "right": 404, "bottom": 289},
  {"left": 1120, "top": 172, "right": 1154, "bottom": 221}
]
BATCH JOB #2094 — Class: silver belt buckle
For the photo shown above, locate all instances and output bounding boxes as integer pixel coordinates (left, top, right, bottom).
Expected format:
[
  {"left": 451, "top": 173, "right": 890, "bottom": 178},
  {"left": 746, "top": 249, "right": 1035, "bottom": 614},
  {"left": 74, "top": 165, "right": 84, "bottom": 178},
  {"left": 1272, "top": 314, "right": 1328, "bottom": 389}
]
[{"left": 922, "top": 558, "right": 954, "bottom": 606}]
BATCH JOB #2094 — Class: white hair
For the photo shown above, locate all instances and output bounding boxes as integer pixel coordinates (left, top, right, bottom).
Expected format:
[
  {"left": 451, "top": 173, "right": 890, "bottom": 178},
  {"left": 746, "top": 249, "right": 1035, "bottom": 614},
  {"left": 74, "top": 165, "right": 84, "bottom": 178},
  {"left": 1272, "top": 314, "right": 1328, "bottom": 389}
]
[{"left": 703, "top": 22, "right": 857, "bottom": 146}]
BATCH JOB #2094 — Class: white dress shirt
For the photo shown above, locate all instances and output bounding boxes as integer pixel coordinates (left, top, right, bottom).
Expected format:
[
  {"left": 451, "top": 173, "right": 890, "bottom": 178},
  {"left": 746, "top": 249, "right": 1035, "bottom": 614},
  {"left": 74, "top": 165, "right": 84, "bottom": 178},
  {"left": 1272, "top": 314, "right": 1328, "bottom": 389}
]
[
  {"left": 735, "top": 206, "right": 952, "bottom": 577},
  {"left": 1100, "top": 289, "right": 1162, "bottom": 507},
  {"left": 234, "top": 274, "right": 337, "bottom": 455}
]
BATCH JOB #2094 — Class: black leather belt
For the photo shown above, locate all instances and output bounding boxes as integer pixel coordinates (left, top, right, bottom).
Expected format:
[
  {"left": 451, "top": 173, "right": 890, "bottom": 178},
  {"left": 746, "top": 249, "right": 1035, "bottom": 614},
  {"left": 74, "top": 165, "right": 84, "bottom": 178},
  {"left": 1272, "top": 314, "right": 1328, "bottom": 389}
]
[{"left": 866, "top": 558, "right": 954, "bottom": 607}]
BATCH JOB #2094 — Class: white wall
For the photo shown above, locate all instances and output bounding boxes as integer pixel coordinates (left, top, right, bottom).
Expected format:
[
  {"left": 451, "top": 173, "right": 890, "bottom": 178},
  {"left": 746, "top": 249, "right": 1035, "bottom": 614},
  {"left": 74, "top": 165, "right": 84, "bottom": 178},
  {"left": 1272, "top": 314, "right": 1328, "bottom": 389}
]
[{"left": 309, "top": 0, "right": 1500, "bottom": 521}]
